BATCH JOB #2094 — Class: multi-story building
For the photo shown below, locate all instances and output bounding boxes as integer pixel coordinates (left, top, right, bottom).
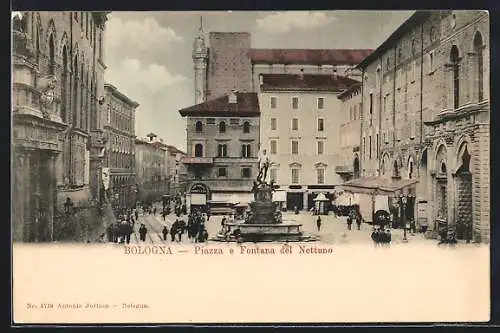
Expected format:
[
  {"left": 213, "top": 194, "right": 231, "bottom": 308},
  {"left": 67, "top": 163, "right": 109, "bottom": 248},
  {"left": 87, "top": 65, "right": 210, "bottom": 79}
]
[
  {"left": 192, "top": 24, "right": 371, "bottom": 104},
  {"left": 12, "top": 11, "right": 109, "bottom": 242},
  {"left": 102, "top": 83, "right": 139, "bottom": 210},
  {"left": 259, "top": 73, "right": 358, "bottom": 210},
  {"left": 356, "top": 10, "right": 489, "bottom": 242},
  {"left": 179, "top": 91, "right": 260, "bottom": 211},
  {"left": 135, "top": 134, "right": 168, "bottom": 203},
  {"left": 337, "top": 83, "right": 362, "bottom": 182},
  {"left": 165, "top": 145, "right": 188, "bottom": 197}
]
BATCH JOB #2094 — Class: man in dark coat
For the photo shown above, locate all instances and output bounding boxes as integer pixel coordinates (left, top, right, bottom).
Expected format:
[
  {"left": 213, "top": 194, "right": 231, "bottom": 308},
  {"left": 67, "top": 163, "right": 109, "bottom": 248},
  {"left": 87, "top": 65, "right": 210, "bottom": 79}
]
[
  {"left": 371, "top": 228, "right": 380, "bottom": 245},
  {"left": 347, "top": 215, "right": 353, "bottom": 230},
  {"left": 162, "top": 225, "right": 169, "bottom": 241},
  {"left": 139, "top": 223, "right": 148, "bottom": 242},
  {"left": 170, "top": 224, "right": 177, "bottom": 242},
  {"left": 316, "top": 216, "right": 322, "bottom": 232},
  {"left": 355, "top": 213, "right": 362, "bottom": 230}
]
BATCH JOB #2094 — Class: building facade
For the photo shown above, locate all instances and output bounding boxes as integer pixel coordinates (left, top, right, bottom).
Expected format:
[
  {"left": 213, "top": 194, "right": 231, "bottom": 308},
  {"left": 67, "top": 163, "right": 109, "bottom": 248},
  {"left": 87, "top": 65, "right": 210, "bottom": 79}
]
[
  {"left": 337, "top": 83, "right": 362, "bottom": 182},
  {"left": 12, "top": 11, "right": 109, "bottom": 242},
  {"left": 358, "top": 10, "right": 489, "bottom": 242},
  {"left": 135, "top": 134, "right": 168, "bottom": 203},
  {"left": 179, "top": 91, "right": 260, "bottom": 211},
  {"left": 103, "top": 83, "right": 139, "bottom": 211},
  {"left": 165, "top": 145, "right": 188, "bottom": 197},
  {"left": 192, "top": 26, "right": 371, "bottom": 103},
  {"left": 259, "top": 73, "right": 359, "bottom": 211}
]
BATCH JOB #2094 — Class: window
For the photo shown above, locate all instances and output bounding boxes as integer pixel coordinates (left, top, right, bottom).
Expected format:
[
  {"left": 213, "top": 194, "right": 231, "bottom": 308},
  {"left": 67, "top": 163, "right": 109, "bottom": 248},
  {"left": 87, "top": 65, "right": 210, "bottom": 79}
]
[
  {"left": 217, "top": 144, "right": 228, "bottom": 157},
  {"left": 292, "top": 97, "right": 299, "bottom": 109},
  {"left": 369, "top": 93, "right": 373, "bottom": 126},
  {"left": 218, "top": 167, "right": 227, "bottom": 177},
  {"left": 270, "top": 118, "right": 277, "bottom": 130},
  {"left": 317, "top": 141, "right": 324, "bottom": 155},
  {"left": 291, "top": 140, "right": 299, "bottom": 154},
  {"left": 241, "top": 167, "right": 252, "bottom": 178},
  {"left": 317, "top": 97, "right": 324, "bottom": 109},
  {"left": 194, "top": 144, "right": 203, "bottom": 157},
  {"left": 474, "top": 32, "right": 484, "bottom": 101},
  {"left": 48, "top": 34, "right": 55, "bottom": 75},
  {"left": 369, "top": 136, "right": 372, "bottom": 159},
  {"left": 270, "top": 140, "right": 277, "bottom": 154},
  {"left": 317, "top": 168, "right": 325, "bottom": 184},
  {"left": 428, "top": 52, "right": 434, "bottom": 73},
  {"left": 270, "top": 168, "right": 277, "bottom": 182},
  {"left": 270, "top": 97, "right": 277, "bottom": 109},
  {"left": 450, "top": 45, "right": 460, "bottom": 109},
  {"left": 363, "top": 137, "right": 366, "bottom": 159},
  {"left": 430, "top": 26, "right": 436, "bottom": 42},
  {"left": 291, "top": 169, "right": 299, "bottom": 184},
  {"left": 243, "top": 121, "right": 250, "bottom": 133},
  {"left": 61, "top": 46, "right": 68, "bottom": 122},
  {"left": 317, "top": 118, "right": 324, "bottom": 132},
  {"left": 219, "top": 121, "right": 226, "bottom": 133},
  {"left": 292, "top": 118, "right": 299, "bottom": 131},
  {"left": 195, "top": 121, "right": 203, "bottom": 132},
  {"left": 241, "top": 144, "right": 251, "bottom": 158}
]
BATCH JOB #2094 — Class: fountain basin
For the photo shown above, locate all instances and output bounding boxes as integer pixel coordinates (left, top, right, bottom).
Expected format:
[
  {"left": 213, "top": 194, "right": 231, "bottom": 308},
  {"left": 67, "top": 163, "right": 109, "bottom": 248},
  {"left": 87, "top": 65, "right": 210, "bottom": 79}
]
[{"left": 212, "top": 222, "right": 317, "bottom": 242}]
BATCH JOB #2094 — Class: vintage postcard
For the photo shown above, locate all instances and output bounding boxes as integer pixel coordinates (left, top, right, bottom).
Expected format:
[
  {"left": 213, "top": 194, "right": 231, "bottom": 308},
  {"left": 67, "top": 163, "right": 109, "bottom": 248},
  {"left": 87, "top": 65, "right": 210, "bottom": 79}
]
[{"left": 11, "top": 10, "right": 490, "bottom": 324}]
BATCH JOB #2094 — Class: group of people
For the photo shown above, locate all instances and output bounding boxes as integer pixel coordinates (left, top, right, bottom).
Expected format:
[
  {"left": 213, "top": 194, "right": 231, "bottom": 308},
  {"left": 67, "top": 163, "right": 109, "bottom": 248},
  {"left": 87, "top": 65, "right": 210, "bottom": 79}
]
[
  {"left": 186, "top": 210, "right": 209, "bottom": 243},
  {"left": 371, "top": 228, "right": 392, "bottom": 245}
]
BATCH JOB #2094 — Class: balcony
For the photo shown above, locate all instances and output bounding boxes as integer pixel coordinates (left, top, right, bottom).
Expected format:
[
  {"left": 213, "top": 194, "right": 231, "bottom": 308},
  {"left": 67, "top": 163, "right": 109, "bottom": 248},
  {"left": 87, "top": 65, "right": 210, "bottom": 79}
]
[
  {"left": 181, "top": 156, "right": 213, "bottom": 164},
  {"left": 188, "top": 178, "right": 254, "bottom": 192}
]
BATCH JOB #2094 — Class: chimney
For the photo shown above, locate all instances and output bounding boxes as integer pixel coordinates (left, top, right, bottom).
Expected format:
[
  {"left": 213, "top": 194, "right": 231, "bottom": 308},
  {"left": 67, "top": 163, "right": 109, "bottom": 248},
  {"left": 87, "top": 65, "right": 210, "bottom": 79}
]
[{"left": 229, "top": 89, "right": 238, "bottom": 104}]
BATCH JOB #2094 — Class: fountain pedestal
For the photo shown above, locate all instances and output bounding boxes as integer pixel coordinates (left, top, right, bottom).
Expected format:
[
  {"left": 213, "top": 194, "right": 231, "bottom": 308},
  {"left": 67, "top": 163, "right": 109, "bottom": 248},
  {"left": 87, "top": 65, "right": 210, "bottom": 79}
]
[{"left": 213, "top": 182, "right": 315, "bottom": 242}]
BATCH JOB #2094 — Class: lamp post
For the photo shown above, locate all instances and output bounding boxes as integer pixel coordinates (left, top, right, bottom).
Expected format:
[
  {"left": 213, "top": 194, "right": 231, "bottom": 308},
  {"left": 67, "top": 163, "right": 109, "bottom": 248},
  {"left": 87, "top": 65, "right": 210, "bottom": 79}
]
[{"left": 400, "top": 193, "right": 408, "bottom": 242}]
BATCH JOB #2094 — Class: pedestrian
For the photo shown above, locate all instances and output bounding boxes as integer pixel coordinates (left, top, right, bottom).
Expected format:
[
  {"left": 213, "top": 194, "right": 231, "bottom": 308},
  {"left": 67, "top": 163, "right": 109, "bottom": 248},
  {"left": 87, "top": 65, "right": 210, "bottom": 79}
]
[
  {"left": 170, "top": 225, "right": 177, "bottom": 242},
  {"left": 371, "top": 228, "right": 380, "bottom": 245},
  {"left": 316, "top": 216, "right": 322, "bottom": 232},
  {"left": 125, "top": 222, "right": 132, "bottom": 244},
  {"left": 106, "top": 224, "right": 113, "bottom": 243},
  {"left": 384, "top": 229, "right": 392, "bottom": 245},
  {"left": 162, "top": 225, "right": 169, "bottom": 241},
  {"left": 347, "top": 215, "right": 353, "bottom": 230},
  {"left": 139, "top": 223, "right": 148, "bottom": 242},
  {"left": 134, "top": 210, "right": 139, "bottom": 221},
  {"left": 153, "top": 207, "right": 157, "bottom": 216},
  {"left": 355, "top": 213, "right": 362, "bottom": 230}
]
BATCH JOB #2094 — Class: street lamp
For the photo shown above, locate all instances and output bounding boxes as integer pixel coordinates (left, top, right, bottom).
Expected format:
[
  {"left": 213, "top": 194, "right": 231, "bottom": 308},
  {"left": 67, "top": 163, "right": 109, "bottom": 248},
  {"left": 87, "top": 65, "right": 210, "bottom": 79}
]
[{"left": 400, "top": 193, "right": 408, "bottom": 242}]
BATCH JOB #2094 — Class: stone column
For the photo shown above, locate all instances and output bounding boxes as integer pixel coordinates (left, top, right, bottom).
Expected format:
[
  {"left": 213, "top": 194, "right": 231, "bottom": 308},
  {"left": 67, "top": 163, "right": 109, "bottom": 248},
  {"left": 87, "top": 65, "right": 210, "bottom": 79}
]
[
  {"left": 303, "top": 191, "right": 308, "bottom": 211},
  {"left": 46, "top": 152, "right": 58, "bottom": 241},
  {"left": 12, "top": 150, "right": 28, "bottom": 242}
]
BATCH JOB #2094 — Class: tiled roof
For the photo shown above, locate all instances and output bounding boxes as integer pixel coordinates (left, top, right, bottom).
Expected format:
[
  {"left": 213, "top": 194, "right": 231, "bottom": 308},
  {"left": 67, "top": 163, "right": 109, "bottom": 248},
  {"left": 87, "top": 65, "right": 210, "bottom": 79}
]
[
  {"left": 178, "top": 92, "right": 260, "bottom": 117},
  {"left": 260, "top": 74, "right": 359, "bottom": 92},
  {"left": 249, "top": 49, "right": 373, "bottom": 65}
]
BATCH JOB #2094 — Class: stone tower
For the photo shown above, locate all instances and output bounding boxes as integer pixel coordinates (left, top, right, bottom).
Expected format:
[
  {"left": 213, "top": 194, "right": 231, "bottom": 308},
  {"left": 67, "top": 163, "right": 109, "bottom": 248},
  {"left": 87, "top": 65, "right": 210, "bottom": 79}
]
[{"left": 192, "top": 16, "right": 208, "bottom": 104}]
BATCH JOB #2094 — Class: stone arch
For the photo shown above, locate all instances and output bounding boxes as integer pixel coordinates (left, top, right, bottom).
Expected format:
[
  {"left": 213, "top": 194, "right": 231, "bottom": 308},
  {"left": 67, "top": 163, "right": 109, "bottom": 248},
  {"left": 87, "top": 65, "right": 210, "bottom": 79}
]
[
  {"left": 353, "top": 153, "right": 360, "bottom": 178},
  {"left": 59, "top": 32, "right": 70, "bottom": 66},
  {"left": 455, "top": 134, "right": 473, "bottom": 172},
  {"left": 435, "top": 143, "right": 448, "bottom": 172},
  {"left": 432, "top": 138, "right": 448, "bottom": 170},
  {"left": 407, "top": 155, "right": 415, "bottom": 179},
  {"left": 72, "top": 43, "right": 79, "bottom": 66},
  {"left": 471, "top": 30, "right": 485, "bottom": 52},
  {"left": 45, "top": 19, "right": 57, "bottom": 54},
  {"left": 449, "top": 42, "right": 462, "bottom": 61},
  {"left": 381, "top": 152, "right": 391, "bottom": 176}
]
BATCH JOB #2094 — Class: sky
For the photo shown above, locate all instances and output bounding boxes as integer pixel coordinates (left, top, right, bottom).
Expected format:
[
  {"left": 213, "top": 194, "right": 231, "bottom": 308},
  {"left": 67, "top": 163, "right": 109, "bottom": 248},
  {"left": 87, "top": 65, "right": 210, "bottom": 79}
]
[{"left": 104, "top": 11, "right": 414, "bottom": 151}]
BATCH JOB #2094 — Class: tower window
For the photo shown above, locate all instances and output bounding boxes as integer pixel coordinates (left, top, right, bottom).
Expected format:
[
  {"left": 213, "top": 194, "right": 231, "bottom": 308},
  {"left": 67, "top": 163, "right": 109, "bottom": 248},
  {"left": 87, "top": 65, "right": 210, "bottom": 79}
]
[{"left": 195, "top": 121, "right": 203, "bottom": 132}]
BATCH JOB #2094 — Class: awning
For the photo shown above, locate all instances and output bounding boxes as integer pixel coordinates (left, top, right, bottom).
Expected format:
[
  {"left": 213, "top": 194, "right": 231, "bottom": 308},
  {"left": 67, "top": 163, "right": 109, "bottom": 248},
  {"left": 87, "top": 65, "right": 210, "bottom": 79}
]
[
  {"left": 338, "top": 176, "right": 418, "bottom": 196},
  {"left": 313, "top": 193, "right": 329, "bottom": 201}
]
